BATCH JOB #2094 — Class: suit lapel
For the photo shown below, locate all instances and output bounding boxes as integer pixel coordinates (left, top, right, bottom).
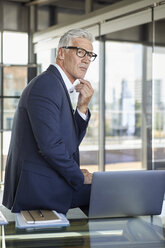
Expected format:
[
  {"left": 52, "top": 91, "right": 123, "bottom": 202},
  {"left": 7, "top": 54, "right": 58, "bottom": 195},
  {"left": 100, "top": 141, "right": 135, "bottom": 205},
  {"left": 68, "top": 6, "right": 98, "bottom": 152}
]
[{"left": 47, "top": 65, "right": 77, "bottom": 124}]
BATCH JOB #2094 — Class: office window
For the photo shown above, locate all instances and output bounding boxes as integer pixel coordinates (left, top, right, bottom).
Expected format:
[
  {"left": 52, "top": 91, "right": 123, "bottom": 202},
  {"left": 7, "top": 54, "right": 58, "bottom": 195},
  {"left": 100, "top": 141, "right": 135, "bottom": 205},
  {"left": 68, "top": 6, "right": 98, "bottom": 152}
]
[
  {"left": 0, "top": 32, "right": 1, "bottom": 63},
  {"left": 153, "top": 50, "right": 165, "bottom": 144},
  {"left": 2, "top": 130, "right": 11, "bottom": 176},
  {"left": 80, "top": 41, "right": 99, "bottom": 172},
  {"left": 105, "top": 41, "right": 148, "bottom": 171},
  {"left": 3, "top": 32, "right": 28, "bottom": 64},
  {"left": 37, "top": 49, "right": 52, "bottom": 71},
  {"left": 1, "top": 32, "right": 28, "bottom": 181},
  {"left": 2, "top": 66, "right": 27, "bottom": 177},
  {"left": 3, "top": 65, "right": 27, "bottom": 132},
  {"left": 0, "top": 133, "right": 2, "bottom": 181},
  {"left": 153, "top": 17, "right": 165, "bottom": 169},
  {"left": 3, "top": 97, "right": 20, "bottom": 128},
  {"left": 3, "top": 66, "right": 27, "bottom": 96}
]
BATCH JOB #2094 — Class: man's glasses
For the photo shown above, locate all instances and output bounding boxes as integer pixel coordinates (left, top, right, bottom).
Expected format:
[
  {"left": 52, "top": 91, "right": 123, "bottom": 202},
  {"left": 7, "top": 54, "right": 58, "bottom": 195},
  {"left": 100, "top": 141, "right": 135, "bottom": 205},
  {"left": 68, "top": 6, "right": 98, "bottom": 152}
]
[{"left": 62, "top": 46, "right": 97, "bottom": 62}]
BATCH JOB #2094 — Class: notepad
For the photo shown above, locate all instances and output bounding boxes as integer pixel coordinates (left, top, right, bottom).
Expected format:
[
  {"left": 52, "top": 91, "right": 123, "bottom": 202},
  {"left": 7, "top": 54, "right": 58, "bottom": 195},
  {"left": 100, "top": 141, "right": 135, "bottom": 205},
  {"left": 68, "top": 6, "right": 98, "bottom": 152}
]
[
  {"left": 21, "top": 210, "right": 61, "bottom": 224},
  {"left": 16, "top": 211, "right": 70, "bottom": 229}
]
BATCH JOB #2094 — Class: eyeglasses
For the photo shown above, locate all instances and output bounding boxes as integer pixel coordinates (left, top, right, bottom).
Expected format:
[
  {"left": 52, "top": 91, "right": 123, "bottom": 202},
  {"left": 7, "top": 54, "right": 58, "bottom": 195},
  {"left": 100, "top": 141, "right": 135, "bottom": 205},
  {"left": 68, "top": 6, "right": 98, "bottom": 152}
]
[{"left": 62, "top": 46, "right": 97, "bottom": 62}]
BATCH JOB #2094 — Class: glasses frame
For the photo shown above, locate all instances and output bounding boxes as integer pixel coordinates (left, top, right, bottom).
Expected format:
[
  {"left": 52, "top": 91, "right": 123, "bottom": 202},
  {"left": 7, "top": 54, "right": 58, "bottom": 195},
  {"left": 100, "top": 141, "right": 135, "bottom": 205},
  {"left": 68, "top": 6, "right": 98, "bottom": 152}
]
[{"left": 62, "top": 46, "right": 97, "bottom": 62}]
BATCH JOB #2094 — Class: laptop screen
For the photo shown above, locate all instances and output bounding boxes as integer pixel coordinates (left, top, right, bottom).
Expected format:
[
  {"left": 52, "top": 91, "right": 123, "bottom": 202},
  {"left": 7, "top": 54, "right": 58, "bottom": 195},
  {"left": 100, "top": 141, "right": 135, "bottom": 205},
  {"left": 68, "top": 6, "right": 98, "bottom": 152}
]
[{"left": 89, "top": 170, "right": 165, "bottom": 218}]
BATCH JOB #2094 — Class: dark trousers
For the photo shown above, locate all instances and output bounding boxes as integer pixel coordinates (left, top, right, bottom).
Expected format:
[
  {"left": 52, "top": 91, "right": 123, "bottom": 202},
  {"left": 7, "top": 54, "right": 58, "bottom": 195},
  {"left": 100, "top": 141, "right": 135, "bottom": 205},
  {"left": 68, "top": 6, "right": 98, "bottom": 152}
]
[{"left": 70, "top": 184, "right": 91, "bottom": 215}]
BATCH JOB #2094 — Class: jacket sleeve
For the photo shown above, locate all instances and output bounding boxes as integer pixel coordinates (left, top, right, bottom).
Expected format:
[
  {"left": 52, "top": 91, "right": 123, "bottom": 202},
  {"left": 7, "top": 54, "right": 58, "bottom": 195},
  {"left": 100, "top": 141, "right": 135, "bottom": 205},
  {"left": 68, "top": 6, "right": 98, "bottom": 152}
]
[
  {"left": 74, "top": 108, "right": 91, "bottom": 146},
  {"left": 26, "top": 78, "right": 85, "bottom": 191}
]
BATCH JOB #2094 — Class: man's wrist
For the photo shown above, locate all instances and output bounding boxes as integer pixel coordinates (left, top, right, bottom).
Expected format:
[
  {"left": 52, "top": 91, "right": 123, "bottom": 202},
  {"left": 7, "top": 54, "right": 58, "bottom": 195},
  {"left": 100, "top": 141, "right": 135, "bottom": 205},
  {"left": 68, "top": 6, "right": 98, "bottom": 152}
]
[
  {"left": 77, "top": 108, "right": 88, "bottom": 121},
  {"left": 77, "top": 105, "right": 88, "bottom": 114}
]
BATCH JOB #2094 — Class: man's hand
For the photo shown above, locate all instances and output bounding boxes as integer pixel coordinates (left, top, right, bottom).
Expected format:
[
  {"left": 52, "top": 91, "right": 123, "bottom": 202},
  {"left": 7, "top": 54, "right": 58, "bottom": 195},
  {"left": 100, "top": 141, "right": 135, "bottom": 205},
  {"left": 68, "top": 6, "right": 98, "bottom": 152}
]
[
  {"left": 81, "top": 169, "right": 93, "bottom": 184},
  {"left": 75, "top": 79, "right": 94, "bottom": 114}
]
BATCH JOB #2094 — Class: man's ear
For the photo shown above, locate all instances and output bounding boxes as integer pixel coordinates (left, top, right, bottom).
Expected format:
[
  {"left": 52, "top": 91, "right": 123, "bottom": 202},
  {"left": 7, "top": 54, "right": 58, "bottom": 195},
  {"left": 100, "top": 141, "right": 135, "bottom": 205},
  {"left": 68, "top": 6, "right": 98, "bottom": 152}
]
[{"left": 57, "top": 47, "right": 65, "bottom": 60}]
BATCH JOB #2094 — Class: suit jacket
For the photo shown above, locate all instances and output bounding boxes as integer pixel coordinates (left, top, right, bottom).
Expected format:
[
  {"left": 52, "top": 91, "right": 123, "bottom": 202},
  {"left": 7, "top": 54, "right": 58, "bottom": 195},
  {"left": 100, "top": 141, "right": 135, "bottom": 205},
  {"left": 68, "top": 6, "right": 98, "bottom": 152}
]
[{"left": 2, "top": 65, "right": 90, "bottom": 213}]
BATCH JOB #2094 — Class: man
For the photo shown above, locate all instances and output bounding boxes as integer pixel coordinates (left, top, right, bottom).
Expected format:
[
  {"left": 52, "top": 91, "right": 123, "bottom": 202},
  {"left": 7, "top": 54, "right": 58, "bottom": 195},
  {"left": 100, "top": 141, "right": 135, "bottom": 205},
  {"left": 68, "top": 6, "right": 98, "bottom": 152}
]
[{"left": 2, "top": 29, "right": 97, "bottom": 214}]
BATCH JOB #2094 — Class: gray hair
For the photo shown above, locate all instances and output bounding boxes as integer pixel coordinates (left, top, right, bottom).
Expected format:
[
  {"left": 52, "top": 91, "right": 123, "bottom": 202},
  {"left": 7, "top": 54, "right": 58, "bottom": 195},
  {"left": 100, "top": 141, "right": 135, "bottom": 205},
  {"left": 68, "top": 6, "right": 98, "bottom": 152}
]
[{"left": 58, "top": 28, "right": 94, "bottom": 50}]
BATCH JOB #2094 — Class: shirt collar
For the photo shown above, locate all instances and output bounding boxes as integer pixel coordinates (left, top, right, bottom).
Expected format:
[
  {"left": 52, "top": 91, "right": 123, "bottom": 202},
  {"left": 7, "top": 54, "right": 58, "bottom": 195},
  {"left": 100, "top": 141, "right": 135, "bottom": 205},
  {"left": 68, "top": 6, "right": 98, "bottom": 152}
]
[{"left": 54, "top": 64, "right": 79, "bottom": 93}]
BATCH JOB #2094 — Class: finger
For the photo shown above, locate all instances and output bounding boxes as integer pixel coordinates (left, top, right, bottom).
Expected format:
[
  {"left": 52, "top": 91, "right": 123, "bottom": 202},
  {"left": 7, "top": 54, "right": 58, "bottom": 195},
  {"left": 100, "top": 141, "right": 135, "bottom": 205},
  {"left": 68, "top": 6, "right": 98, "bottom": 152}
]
[
  {"left": 75, "top": 84, "right": 90, "bottom": 92},
  {"left": 79, "top": 87, "right": 93, "bottom": 97},
  {"left": 75, "top": 84, "right": 83, "bottom": 91},
  {"left": 79, "top": 79, "right": 93, "bottom": 90},
  {"left": 76, "top": 83, "right": 93, "bottom": 96},
  {"left": 81, "top": 169, "right": 88, "bottom": 174},
  {"left": 81, "top": 169, "right": 87, "bottom": 172},
  {"left": 76, "top": 79, "right": 93, "bottom": 90}
]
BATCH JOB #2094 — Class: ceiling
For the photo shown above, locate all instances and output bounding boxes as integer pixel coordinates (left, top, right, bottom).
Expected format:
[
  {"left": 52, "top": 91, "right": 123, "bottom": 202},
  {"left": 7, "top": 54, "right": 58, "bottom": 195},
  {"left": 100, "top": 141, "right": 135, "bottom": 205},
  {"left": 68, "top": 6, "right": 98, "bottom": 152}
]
[{"left": 6, "top": 0, "right": 124, "bottom": 10}]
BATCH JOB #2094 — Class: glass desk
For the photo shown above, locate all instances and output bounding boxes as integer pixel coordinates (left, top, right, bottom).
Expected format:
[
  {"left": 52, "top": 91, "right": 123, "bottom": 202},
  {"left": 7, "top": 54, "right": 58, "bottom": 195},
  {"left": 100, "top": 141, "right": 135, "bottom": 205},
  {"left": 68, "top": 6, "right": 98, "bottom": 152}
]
[{"left": 1, "top": 204, "right": 165, "bottom": 248}]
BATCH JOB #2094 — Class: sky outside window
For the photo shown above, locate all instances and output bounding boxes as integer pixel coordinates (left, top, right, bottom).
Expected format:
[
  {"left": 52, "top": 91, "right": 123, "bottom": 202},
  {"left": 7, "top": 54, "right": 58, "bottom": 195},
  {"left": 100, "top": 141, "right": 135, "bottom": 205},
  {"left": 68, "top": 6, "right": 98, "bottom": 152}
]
[{"left": 3, "top": 31, "right": 28, "bottom": 65}]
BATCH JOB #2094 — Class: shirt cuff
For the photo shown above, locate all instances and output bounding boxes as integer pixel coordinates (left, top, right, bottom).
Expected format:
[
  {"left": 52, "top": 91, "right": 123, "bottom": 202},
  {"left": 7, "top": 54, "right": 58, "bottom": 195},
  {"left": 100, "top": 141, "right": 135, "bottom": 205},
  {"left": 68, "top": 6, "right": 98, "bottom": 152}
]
[{"left": 77, "top": 108, "right": 88, "bottom": 121}]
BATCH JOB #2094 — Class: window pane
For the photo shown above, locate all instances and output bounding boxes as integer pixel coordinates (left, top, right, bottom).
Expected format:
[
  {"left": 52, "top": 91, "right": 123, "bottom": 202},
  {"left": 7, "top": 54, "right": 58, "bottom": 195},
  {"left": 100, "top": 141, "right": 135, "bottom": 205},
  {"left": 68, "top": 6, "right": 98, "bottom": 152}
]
[
  {"left": 3, "top": 32, "right": 28, "bottom": 64},
  {"left": 3, "top": 98, "right": 16, "bottom": 178},
  {"left": 3, "top": 131, "right": 11, "bottom": 180},
  {"left": 37, "top": 49, "right": 52, "bottom": 71},
  {"left": 153, "top": 17, "right": 165, "bottom": 170},
  {"left": 80, "top": 41, "right": 99, "bottom": 172},
  {"left": 0, "top": 32, "right": 1, "bottom": 63},
  {"left": 3, "top": 98, "right": 19, "bottom": 130},
  {"left": 0, "top": 67, "right": 2, "bottom": 96},
  {"left": 0, "top": 101, "right": 2, "bottom": 181},
  {"left": 0, "top": 98, "right": 1, "bottom": 129},
  {"left": 0, "top": 132, "right": 2, "bottom": 181},
  {"left": 3, "top": 66, "right": 27, "bottom": 96},
  {"left": 105, "top": 40, "right": 149, "bottom": 171}
]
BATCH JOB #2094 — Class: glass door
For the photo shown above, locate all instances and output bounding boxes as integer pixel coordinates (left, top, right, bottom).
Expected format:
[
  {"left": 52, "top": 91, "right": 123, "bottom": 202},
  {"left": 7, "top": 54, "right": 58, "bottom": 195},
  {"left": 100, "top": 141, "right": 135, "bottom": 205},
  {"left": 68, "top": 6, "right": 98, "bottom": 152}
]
[
  {"left": 103, "top": 16, "right": 153, "bottom": 171},
  {"left": 153, "top": 3, "right": 165, "bottom": 170}
]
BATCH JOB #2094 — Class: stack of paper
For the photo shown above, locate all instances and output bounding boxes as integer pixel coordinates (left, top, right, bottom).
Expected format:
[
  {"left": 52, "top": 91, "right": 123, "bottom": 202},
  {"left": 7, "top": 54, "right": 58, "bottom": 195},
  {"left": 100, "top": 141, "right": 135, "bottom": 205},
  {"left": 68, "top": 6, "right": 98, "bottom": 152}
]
[{"left": 15, "top": 210, "right": 70, "bottom": 229}]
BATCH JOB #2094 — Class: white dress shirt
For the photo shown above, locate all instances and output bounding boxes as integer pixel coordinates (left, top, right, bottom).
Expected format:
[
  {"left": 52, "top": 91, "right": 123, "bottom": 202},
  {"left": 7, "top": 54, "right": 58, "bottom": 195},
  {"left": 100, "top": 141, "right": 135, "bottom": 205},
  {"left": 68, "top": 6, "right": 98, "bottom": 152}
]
[{"left": 54, "top": 64, "right": 87, "bottom": 121}]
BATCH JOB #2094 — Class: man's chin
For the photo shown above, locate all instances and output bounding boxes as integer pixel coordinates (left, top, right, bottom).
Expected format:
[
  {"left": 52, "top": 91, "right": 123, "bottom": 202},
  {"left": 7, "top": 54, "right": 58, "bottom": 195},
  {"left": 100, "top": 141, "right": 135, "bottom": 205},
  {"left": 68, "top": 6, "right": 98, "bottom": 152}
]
[
  {"left": 78, "top": 72, "right": 87, "bottom": 79},
  {"left": 78, "top": 76, "right": 84, "bottom": 80}
]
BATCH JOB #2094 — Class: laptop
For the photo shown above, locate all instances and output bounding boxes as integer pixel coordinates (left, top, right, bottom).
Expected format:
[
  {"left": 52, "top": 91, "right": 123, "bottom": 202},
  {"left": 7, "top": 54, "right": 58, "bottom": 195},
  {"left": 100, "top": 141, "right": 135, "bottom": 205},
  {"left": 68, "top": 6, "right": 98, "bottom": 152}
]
[{"left": 89, "top": 170, "right": 165, "bottom": 218}]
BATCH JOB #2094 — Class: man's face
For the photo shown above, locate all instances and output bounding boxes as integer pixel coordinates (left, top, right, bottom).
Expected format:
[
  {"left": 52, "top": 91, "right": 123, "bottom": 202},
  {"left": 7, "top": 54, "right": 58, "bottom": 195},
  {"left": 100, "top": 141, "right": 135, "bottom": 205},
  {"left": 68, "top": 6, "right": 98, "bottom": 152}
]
[{"left": 59, "top": 37, "right": 93, "bottom": 83}]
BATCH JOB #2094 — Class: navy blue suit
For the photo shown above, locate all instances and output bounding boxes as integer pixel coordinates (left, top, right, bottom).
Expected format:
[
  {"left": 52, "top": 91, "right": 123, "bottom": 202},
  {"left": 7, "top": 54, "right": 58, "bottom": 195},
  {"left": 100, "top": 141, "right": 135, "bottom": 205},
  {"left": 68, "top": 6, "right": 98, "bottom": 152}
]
[{"left": 2, "top": 65, "right": 91, "bottom": 213}]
